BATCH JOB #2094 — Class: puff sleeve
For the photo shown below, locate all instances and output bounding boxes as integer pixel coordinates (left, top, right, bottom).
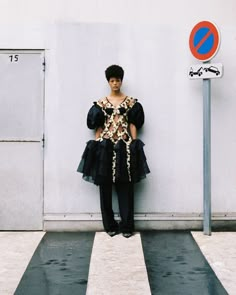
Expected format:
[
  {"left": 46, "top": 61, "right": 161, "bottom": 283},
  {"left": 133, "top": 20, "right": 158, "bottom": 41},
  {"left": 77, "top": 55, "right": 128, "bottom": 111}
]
[
  {"left": 87, "top": 102, "right": 105, "bottom": 129},
  {"left": 127, "top": 101, "right": 145, "bottom": 129}
]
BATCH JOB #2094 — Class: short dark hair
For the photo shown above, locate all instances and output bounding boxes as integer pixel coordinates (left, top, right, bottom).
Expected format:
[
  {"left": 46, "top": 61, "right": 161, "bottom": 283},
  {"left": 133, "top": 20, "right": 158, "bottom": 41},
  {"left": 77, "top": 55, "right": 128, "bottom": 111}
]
[{"left": 105, "top": 64, "right": 124, "bottom": 81}]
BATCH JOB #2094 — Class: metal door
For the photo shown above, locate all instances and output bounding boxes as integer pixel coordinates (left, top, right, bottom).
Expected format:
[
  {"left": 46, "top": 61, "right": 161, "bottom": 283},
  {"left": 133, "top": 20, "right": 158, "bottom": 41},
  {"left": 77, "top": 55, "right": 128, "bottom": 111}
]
[{"left": 0, "top": 50, "right": 45, "bottom": 230}]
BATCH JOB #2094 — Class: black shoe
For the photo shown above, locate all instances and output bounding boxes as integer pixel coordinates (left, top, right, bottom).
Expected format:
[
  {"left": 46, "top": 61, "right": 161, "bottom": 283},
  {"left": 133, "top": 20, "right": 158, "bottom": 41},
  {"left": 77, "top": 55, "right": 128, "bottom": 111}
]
[
  {"left": 107, "top": 231, "right": 119, "bottom": 237},
  {"left": 122, "top": 232, "right": 132, "bottom": 238}
]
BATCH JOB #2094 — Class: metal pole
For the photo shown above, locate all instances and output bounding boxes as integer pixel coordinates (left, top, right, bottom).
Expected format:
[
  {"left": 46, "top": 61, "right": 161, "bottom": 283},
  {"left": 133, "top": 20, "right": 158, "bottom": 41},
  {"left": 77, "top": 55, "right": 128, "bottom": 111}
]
[{"left": 203, "top": 77, "right": 211, "bottom": 235}]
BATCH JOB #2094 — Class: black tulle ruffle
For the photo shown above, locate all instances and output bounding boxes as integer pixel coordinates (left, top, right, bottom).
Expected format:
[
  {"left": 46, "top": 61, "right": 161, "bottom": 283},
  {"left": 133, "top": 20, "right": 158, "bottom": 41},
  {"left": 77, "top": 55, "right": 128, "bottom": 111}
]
[
  {"left": 129, "top": 139, "right": 150, "bottom": 183},
  {"left": 77, "top": 138, "right": 150, "bottom": 185}
]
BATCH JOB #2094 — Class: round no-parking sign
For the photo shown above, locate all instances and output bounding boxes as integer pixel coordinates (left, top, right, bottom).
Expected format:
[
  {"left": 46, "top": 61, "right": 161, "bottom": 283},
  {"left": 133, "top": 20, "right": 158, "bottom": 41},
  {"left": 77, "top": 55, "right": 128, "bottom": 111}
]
[{"left": 189, "top": 21, "right": 220, "bottom": 62}]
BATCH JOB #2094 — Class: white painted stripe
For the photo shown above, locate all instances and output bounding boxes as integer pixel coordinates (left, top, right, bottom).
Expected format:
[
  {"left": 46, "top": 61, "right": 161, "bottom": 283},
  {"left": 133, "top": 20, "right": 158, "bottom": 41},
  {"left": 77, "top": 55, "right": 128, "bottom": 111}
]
[
  {"left": 86, "top": 232, "right": 151, "bottom": 295},
  {"left": 0, "top": 232, "right": 45, "bottom": 295},
  {"left": 192, "top": 231, "right": 236, "bottom": 295}
]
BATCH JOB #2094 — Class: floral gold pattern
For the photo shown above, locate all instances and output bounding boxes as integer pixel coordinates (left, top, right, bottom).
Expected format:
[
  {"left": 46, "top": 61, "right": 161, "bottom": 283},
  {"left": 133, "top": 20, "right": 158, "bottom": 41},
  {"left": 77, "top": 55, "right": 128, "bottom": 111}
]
[{"left": 97, "top": 96, "right": 136, "bottom": 182}]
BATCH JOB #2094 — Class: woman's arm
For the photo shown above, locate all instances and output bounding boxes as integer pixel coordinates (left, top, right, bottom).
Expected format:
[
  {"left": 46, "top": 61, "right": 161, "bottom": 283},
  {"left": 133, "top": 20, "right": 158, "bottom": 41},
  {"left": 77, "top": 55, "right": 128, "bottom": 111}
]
[
  {"left": 129, "top": 123, "right": 137, "bottom": 140},
  {"left": 95, "top": 127, "right": 103, "bottom": 139}
]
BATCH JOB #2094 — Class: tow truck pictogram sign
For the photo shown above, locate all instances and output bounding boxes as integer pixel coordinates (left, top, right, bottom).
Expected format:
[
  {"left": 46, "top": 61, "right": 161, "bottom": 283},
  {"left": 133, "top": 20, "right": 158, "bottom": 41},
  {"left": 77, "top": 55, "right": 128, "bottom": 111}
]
[{"left": 188, "top": 63, "right": 223, "bottom": 79}]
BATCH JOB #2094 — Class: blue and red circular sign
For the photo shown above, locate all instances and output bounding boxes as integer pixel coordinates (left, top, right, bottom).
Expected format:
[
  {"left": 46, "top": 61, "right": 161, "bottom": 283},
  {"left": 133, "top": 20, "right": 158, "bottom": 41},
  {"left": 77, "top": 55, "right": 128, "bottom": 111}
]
[{"left": 189, "top": 21, "right": 220, "bottom": 62}]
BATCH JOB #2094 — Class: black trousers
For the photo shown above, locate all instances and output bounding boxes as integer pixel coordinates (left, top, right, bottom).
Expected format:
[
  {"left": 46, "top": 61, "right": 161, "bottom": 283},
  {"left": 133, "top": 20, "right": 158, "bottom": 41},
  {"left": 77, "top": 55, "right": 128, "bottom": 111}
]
[{"left": 99, "top": 182, "right": 134, "bottom": 233}]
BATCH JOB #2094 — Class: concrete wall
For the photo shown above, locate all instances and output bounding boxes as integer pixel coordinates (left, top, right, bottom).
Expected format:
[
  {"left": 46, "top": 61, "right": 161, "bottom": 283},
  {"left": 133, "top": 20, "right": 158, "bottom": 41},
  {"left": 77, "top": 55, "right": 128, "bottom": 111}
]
[
  {"left": 0, "top": 0, "right": 236, "bottom": 26},
  {"left": 0, "top": 0, "right": 236, "bottom": 229}
]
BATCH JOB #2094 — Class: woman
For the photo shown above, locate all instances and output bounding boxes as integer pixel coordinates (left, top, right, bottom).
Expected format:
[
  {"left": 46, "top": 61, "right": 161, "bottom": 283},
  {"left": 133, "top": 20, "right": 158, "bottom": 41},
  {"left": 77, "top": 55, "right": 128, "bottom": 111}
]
[{"left": 77, "top": 65, "right": 150, "bottom": 238}]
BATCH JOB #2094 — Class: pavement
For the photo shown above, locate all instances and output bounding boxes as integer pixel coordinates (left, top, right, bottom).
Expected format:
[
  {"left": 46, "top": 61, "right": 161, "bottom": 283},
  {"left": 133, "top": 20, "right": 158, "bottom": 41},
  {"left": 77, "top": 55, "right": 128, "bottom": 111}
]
[{"left": 0, "top": 231, "right": 235, "bottom": 295}]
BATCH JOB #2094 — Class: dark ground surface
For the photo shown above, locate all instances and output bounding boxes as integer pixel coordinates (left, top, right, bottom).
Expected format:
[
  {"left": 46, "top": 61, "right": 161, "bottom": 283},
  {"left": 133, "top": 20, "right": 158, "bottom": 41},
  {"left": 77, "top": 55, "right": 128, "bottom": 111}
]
[
  {"left": 14, "top": 231, "right": 228, "bottom": 295},
  {"left": 14, "top": 232, "right": 95, "bottom": 295},
  {"left": 141, "top": 231, "right": 228, "bottom": 295}
]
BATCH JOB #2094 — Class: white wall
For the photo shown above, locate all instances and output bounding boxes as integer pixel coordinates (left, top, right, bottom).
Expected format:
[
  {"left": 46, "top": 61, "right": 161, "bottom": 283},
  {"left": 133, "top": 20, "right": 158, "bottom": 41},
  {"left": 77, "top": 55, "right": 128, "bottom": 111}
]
[
  {"left": 0, "top": 0, "right": 236, "bottom": 26},
  {"left": 1, "top": 0, "right": 236, "bottom": 227}
]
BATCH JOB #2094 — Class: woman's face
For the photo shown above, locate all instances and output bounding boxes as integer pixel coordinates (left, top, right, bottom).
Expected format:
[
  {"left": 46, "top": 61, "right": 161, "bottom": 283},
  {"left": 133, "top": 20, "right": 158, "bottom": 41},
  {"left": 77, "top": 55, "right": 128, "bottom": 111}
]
[{"left": 108, "top": 77, "right": 122, "bottom": 92}]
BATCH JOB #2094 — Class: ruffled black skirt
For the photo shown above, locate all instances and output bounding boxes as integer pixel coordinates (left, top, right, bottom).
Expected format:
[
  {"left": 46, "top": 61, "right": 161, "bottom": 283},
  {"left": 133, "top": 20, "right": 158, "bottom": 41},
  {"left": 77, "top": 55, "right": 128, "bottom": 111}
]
[{"left": 77, "top": 138, "right": 150, "bottom": 185}]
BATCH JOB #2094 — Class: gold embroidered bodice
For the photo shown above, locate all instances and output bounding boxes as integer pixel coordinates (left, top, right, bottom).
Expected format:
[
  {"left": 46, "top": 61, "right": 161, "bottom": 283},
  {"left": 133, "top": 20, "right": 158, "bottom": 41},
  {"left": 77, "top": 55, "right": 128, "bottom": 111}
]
[{"left": 96, "top": 96, "right": 136, "bottom": 144}]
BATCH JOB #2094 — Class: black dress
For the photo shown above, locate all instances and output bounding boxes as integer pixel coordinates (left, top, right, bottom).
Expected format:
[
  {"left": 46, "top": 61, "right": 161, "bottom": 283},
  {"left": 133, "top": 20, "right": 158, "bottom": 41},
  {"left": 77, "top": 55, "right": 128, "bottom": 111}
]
[{"left": 77, "top": 96, "right": 150, "bottom": 185}]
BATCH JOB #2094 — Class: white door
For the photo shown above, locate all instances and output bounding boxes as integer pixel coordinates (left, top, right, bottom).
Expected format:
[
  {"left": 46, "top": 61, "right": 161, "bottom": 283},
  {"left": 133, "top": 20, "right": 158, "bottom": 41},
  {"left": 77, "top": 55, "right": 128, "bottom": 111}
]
[{"left": 0, "top": 50, "right": 45, "bottom": 230}]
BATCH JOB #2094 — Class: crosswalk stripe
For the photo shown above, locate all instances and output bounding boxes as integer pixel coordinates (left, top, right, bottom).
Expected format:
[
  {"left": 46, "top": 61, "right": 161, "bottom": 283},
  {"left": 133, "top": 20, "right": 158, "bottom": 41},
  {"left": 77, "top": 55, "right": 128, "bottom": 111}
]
[
  {"left": 86, "top": 232, "right": 151, "bottom": 295},
  {"left": 0, "top": 232, "right": 45, "bottom": 295},
  {"left": 14, "top": 232, "right": 95, "bottom": 295},
  {"left": 141, "top": 231, "right": 228, "bottom": 295}
]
